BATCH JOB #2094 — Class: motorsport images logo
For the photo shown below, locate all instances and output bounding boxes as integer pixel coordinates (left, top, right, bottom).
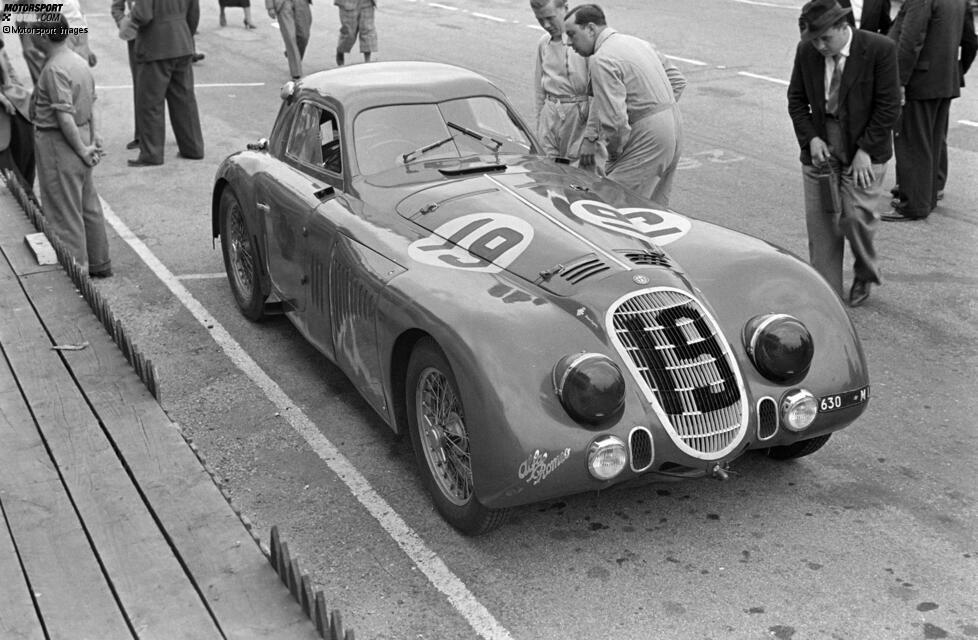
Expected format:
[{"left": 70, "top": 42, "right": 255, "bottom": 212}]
[{"left": 1, "top": 4, "right": 89, "bottom": 35}]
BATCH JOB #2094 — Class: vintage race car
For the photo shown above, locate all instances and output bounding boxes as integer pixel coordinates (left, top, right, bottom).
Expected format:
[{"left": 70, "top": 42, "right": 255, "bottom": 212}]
[{"left": 212, "top": 62, "right": 870, "bottom": 535}]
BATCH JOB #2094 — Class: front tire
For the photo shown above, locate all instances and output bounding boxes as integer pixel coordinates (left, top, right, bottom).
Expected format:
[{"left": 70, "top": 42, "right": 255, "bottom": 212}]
[
  {"left": 406, "top": 338, "right": 508, "bottom": 535},
  {"left": 766, "top": 434, "right": 831, "bottom": 460},
  {"left": 219, "top": 188, "right": 266, "bottom": 321}
]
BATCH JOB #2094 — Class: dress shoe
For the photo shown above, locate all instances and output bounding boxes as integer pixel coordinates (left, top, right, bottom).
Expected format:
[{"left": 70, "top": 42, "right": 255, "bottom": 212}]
[
  {"left": 125, "top": 138, "right": 140, "bottom": 150},
  {"left": 177, "top": 151, "right": 204, "bottom": 160},
  {"left": 881, "top": 209, "right": 925, "bottom": 222},
  {"left": 89, "top": 268, "right": 113, "bottom": 278},
  {"left": 127, "top": 158, "right": 163, "bottom": 167},
  {"left": 848, "top": 279, "right": 871, "bottom": 307}
]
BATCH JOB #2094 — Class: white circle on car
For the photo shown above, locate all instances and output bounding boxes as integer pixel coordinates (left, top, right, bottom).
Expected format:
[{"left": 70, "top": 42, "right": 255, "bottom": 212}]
[
  {"left": 569, "top": 199, "right": 691, "bottom": 246},
  {"left": 409, "top": 213, "right": 534, "bottom": 273}
]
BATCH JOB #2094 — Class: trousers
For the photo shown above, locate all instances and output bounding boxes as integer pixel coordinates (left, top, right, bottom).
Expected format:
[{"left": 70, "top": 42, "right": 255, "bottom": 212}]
[
  {"left": 893, "top": 97, "right": 950, "bottom": 218},
  {"left": 337, "top": 4, "right": 377, "bottom": 53},
  {"left": 606, "top": 104, "right": 682, "bottom": 206},
  {"left": 135, "top": 55, "right": 204, "bottom": 164},
  {"left": 537, "top": 98, "right": 588, "bottom": 161},
  {"left": 276, "top": 0, "right": 312, "bottom": 77},
  {"left": 35, "top": 127, "right": 110, "bottom": 273}
]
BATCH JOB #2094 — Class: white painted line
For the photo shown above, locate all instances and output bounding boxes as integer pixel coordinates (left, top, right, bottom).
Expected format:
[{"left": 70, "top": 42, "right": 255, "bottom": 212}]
[
  {"left": 428, "top": 2, "right": 458, "bottom": 10},
  {"left": 176, "top": 273, "right": 228, "bottom": 280},
  {"left": 731, "top": 0, "right": 797, "bottom": 8},
  {"left": 471, "top": 12, "right": 506, "bottom": 22},
  {"left": 958, "top": 119, "right": 978, "bottom": 127},
  {"left": 526, "top": 23, "right": 546, "bottom": 31},
  {"left": 98, "top": 198, "right": 515, "bottom": 640},
  {"left": 98, "top": 82, "right": 266, "bottom": 90},
  {"left": 663, "top": 54, "right": 708, "bottom": 66},
  {"left": 738, "top": 71, "right": 789, "bottom": 86}
]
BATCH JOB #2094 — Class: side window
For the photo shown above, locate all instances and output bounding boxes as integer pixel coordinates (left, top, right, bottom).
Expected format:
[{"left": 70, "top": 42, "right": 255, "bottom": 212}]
[{"left": 286, "top": 102, "right": 343, "bottom": 175}]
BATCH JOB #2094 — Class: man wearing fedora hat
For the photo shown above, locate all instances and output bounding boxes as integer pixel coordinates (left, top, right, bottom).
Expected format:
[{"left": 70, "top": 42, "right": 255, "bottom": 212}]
[{"left": 787, "top": 0, "right": 900, "bottom": 306}]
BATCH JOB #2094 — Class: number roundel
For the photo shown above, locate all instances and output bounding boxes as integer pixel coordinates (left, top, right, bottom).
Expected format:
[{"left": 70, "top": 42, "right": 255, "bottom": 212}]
[
  {"left": 408, "top": 213, "right": 534, "bottom": 273},
  {"left": 569, "top": 199, "right": 691, "bottom": 246}
]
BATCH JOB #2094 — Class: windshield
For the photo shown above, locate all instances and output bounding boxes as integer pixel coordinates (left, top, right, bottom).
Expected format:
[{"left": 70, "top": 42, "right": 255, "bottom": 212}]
[{"left": 354, "top": 96, "right": 533, "bottom": 175}]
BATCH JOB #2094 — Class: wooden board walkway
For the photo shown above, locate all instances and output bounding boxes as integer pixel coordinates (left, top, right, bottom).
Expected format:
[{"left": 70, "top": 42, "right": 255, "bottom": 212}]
[{"left": 0, "top": 188, "right": 321, "bottom": 640}]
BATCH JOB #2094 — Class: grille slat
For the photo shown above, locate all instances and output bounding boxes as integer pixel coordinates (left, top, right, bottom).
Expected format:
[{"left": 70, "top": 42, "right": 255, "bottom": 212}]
[{"left": 609, "top": 289, "right": 746, "bottom": 457}]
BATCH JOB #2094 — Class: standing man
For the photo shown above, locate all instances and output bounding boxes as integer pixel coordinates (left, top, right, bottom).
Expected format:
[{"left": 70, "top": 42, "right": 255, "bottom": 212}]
[
  {"left": 334, "top": 0, "right": 377, "bottom": 66},
  {"left": 883, "top": 0, "right": 969, "bottom": 221},
  {"left": 839, "top": 0, "right": 892, "bottom": 33},
  {"left": 128, "top": 0, "right": 204, "bottom": 166},
  {"left": 30, "top": 15, "right": 111, "bottom": 277},
  {"left": 111, "top": 0, "right": 140, "bottom": 150},
  {"left": 787, "top": 0, "right": 900, "bottom": 306},
  {"left": 529, "top": 0, "right": 590, "bottom": 162},
  {"left": 267, "top": 0, "right": 312, "bottom": 79},
  {"left": 563, "top": 4, "right": 686, "bottom": 205},
  {"left": 934, "top": 4, "right": 976, "bottom": 203}
]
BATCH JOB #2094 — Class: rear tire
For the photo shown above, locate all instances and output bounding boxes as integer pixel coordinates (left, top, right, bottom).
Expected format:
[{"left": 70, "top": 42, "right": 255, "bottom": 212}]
[
  {"left": 219, "top": 188, "right": 266, "bottom": 321},
  {"left": 766, "top": 434, "right": 831, "bottom": 460},
  {"left": 406, "top": 337, "right": 508, "bottom": 535}
]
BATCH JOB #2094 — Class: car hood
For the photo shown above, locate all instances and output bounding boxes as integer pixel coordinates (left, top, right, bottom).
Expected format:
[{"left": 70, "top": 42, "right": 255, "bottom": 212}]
[{"left": 395, "top": 168, "right": 694, "bottom": 295}]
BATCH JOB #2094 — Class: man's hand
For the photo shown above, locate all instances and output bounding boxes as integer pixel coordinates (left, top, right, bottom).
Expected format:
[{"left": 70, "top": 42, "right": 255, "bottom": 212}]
[
  {"left": 849, "top": 149, "right": 875, "bottom": 189},
  {"left": 809, "top": 136, "right": 831, "bottom": 166},
  {"left": 579, "top": 138, "right": 598, "bottom": 168},
  {"left": 267, "top": 6, "right": 277, "bottom": 19},
  {"left": 0, "top": 94, "right": 15, "bottom": 115},
  {"left": 82, "top": 144, "right": 101, "bottom": 167}
]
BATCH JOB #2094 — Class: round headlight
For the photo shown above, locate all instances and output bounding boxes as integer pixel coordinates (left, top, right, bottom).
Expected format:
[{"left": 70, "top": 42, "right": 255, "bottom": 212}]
[
  {"left": 744, "top": 314, "right": 814, "bottom": 384},
  {"left": 781, "top": 389, "right": 818, "bottom": 431},
  {"left": 587, "top": 436, "right": 627, "bottom": 480},
  {"left": 552, "top": 353, "right": 626, "bottom": 426}
]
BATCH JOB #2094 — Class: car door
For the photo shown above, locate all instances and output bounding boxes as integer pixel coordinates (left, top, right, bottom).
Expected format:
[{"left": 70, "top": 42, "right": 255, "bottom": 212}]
[{"left": 258, "top": 100, "right": 339, "bottom": 313}]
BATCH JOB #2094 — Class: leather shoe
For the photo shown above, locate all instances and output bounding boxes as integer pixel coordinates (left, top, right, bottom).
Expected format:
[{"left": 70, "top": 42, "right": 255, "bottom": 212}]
[
  {"left": 848, "top": 279, "right": 871, "bottom": 307},
  {"left": 127, "top": 158, "right": 163, "bottom": 167},
  {"left": 89, "top": 268, "right": 113, "bottom": 278},
  {"left": 881, "top": 209, "right": 924, "bottom": 222},
  {"left": 125, "top": 138, "right": 140, "bottom": 150},
  {"left": 177, "top": 151, "right": 204, "bottom": 160}
]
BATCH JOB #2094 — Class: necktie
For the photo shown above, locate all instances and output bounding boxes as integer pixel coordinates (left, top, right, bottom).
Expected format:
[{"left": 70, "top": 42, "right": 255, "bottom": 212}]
[{"left": 826, "top": 54, "right": 842, "bottom": 116}]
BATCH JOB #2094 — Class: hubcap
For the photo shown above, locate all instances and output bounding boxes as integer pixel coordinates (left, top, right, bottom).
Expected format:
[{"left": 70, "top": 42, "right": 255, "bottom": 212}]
[
  {"left": 416, "top": 366, "right": 472, "bottom": 506},
  {"left": 226, "top": 203, "right": 255, "bottom": 300}
]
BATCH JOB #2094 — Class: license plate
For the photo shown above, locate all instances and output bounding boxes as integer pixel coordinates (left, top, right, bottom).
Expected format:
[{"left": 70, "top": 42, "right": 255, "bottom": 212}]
[{"left": 819, "top": 385, "right": 870, "bottom": 413}]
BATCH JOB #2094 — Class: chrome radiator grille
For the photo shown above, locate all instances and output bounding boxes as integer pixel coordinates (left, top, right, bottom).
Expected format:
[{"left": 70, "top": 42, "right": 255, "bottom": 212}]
[{"left": 608, "top": 288, "right": 746, "bottom": 458}]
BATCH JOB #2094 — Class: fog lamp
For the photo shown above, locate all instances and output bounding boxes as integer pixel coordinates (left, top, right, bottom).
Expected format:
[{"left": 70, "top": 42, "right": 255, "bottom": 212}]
[
  {"left": 587, "top": 436, "right": 627, "bottom": 480},
  {"left": 552, "top": 353, "right": 626, "bottom": 426},
  {"left": 781, "top": 389, "right": 818, "bottom": 431}
]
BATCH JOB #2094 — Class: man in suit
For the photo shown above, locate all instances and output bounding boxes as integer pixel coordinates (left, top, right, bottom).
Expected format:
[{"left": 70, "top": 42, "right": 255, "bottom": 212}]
[
  {"left": 883, "top": 0, "right": 969, "bottom": 221},
  {"left": 267, "top": 0, "right": 312, "bottom": 79},
  {"left": 839, "top": 0, "right": 892, "bottom": 33},
  {"left": 934, "top": 5, "right": 976, "bottom": 200},
  {"left": 788, "top": 0, "right": 900, "bottom": 306},
  {"left": 128, "top": 0, "right": 205, "bottom": 166}
]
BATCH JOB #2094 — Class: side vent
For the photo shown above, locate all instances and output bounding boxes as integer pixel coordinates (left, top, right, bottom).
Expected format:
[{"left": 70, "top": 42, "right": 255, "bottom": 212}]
[
  {"left": 629, "top": 427, "right": 654, "bottom": 472},
  {"left": 559, "top": 254, "right": 610, "bottom": 285},
  {"left": 618, "top": 250, "right": 672, "bottom": 268},
  {"left": 757, "top": 397, "right": 778, "bottom": 440}
]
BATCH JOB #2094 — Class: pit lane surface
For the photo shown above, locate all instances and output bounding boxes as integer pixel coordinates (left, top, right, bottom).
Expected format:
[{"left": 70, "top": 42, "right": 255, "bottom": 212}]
[{"left": 47, "top": 0, "right": 978, "bottom": 637}]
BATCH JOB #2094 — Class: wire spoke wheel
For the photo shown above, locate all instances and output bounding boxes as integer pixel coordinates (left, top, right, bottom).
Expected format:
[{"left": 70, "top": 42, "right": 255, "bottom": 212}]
[
  {"left": 219, "top": 188, "right": 266, "bottom": 321},
  {"left": 417, "top": 366, "right": 473, "bottom": 506}
]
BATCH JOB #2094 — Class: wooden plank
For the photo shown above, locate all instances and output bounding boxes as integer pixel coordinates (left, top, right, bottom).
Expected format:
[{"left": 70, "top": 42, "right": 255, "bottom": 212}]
[
  {"left": 0, "top": 462, "right": 45, "bottom": 640},
  {"left": 22, "top": 268, "right": 321, "bottom": 640},
  {"left": 24, "top": 233, "right": 57, "bottom": 266},
  {"left": 0, "top": 301, "right": 130, "bottom": 640},
  {"left": 0, "top": 190, "right": 62, "bottom": 277},
  {"left": 0, "top": 266, "right": 223, "bottom": 639}
]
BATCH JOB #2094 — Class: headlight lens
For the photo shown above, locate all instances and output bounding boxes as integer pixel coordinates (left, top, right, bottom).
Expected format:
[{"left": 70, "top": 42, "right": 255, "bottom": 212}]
[
  {"left": 781, "top": 389, "right": 818, "bottom": 431},
  {"left": 744, "top": 314, "right": 814, "bottom": 384},
  {"left": 552, "top": 353, "right": 626, "bottom": 426},
  {"left": 587, "top": 436, "right": 627, "bottom": 480}
]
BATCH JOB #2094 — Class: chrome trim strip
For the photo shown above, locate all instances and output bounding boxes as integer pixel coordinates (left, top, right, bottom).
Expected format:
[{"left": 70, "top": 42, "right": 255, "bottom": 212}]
[{"left": 485, "top": 174, "right": 631, "bottom": 270}]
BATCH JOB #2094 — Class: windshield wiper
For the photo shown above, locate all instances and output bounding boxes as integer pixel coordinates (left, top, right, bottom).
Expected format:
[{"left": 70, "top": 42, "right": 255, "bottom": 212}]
[
  {"left": 447, "top": 121, "right": 504, "bottom": 152},
  {"left": 402, "top": 135, "right": 455, "bottom": 164}
]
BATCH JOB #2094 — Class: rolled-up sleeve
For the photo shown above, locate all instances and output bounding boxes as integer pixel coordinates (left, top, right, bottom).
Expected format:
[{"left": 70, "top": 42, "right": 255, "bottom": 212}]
[{"left": 590, "top": 55, "right": 630, "bottom": 155}]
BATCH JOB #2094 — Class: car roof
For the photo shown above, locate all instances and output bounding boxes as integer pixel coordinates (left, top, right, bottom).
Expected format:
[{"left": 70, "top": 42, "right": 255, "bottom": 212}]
[{"left": 295, "top": 61, "right": 508, "bottom": 115}]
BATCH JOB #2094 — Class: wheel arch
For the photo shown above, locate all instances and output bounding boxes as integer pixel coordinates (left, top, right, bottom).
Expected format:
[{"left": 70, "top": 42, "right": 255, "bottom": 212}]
[{"left": 388, "top": 328, "right": 432, "bottom": 436}]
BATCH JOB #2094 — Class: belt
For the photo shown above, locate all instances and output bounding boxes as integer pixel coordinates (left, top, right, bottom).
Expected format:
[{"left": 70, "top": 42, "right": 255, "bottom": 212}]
[
  {"left": 36, "top": 121, "right": 91, "bottom": 131},
  {"left": 627, "top": 102, "right": 674, "bottom": 125},
  {"left": 544, "top": 93, "right": 588, "bottom": 104}
]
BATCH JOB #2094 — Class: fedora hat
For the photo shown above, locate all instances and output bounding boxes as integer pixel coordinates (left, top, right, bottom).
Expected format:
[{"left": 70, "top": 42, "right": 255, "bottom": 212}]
[{"left": 798, "top": 0, "right": 851, "bottom": 42}]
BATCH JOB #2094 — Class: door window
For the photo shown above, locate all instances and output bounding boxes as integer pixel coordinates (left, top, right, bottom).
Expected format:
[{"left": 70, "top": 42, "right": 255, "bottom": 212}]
[{"left": 287, "top": 103, "right": 343, "bottom": 175}]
